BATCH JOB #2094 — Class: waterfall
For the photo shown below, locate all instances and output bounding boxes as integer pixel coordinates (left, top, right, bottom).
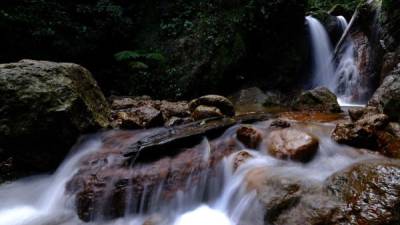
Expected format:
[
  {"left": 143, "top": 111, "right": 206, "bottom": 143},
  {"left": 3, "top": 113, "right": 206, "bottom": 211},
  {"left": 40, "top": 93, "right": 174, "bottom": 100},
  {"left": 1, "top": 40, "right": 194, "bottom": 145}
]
[
  {"left": 306, "top": 15, "right": 365, "bottom": 106},
  {"left": 334, "top": 16, "right": 366, "bottom": 106},
  {"left": 0, "top": 120, "right": 376, "bottom": 225},
  {"left": 306, "top": 16, "right": 335, "bottom": 90}
]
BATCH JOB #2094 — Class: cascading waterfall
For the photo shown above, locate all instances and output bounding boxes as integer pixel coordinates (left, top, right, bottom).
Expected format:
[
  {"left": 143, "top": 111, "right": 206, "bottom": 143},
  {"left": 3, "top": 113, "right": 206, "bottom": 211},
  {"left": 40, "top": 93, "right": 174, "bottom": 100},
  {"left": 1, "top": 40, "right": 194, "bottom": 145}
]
[
  {"left": 306, "top": 16, "right": 336, "bottom": 90},
  {"left": 334, "top": 16, "right": 367, "bottom": 106},
  {"left": 306, "top": 15, "right": 365, "bottom": 106},
  {"left": 0, "top": 119, "right": 378, "bottom": 225}
]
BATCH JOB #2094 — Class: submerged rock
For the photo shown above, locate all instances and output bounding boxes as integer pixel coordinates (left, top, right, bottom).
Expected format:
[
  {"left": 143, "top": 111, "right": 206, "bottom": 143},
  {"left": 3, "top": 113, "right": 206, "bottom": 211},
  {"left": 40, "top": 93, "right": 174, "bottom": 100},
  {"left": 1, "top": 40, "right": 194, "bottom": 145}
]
[
  {"left": 0, "top": 60, "right": 110, "bottom": 176},
  {"left": 236, "top": 125, "right": 263, "bottom": 149},
  {"left": 267, "top": 129, "right": 319, "bottom": 162},
  {"left": 189, "top": 95, "right": 235, "bottom": 117},
  {"left": 293, "top": 87, "right": 341, "bottom": 113}
]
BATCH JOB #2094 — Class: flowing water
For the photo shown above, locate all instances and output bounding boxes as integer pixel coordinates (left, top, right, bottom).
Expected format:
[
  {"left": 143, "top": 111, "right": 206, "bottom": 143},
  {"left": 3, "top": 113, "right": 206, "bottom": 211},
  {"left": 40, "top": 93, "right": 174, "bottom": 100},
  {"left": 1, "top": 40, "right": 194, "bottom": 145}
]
[
  {"left": 306, "top": 15, "right": 366, "bottom": 106},
  {"left": 0, "top": 118, "right": 380, "bottom": 225},
  {"left": 306, "top": 16, "right": 335, "bottom": 90}
]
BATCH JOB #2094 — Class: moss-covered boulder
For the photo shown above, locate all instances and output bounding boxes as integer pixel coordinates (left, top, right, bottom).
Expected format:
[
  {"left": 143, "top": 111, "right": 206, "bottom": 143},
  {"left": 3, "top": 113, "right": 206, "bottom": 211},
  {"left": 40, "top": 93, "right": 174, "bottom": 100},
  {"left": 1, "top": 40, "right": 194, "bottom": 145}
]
[
  {"left": 0, "top": 60, "right": 110, "bottom": 180},
  {"left": 293, "top": 87, "right": 342, "bottom": 113}
]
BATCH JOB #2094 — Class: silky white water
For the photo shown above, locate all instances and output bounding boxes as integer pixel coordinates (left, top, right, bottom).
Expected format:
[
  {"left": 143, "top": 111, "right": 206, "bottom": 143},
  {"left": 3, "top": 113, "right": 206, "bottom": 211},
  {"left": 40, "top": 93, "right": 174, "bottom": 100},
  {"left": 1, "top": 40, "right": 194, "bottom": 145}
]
[
  {"left": 306, "top": 15, "right": 366, "bottom": 106},
  {"left": 306, "top": 16, "right": 336, "bottom": 90},
  {"left": 0, "top": 120, "right": 379, "bottom": 225}
]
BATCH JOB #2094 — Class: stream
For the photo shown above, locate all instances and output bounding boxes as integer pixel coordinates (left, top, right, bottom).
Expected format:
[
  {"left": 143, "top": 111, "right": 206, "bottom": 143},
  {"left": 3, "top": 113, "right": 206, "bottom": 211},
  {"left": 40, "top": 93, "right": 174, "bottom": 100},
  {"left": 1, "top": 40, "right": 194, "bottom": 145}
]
[{"left": 0, "top": 117, "right": 381, "bottom": 225}]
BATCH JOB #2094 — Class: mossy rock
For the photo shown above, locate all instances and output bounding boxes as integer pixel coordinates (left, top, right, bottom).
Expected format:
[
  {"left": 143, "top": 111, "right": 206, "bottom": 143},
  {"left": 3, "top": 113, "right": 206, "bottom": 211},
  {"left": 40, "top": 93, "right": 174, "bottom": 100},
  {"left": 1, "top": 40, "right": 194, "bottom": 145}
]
[{"left": 0, "top": 60, "right": 110, "bottom": 179}]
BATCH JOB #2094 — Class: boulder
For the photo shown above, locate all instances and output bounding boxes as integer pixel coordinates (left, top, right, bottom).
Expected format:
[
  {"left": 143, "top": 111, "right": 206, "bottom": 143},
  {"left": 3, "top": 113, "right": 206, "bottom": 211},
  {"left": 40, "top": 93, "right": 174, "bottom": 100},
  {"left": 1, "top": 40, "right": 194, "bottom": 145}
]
[
  {"left": 332, "top": 108, "right": 400, "bottom": 157},
  {"left": 67, "top": 130, "right": 240, "bottom": 221},
  {"left": 293, "top": 87, "right": 341, "bottom": 113},
  {"left": 325, "top": 159, "right": 400, "bottom": 225},
  {"left": 111, "top": 106, "right": 164, "bottom": 129},
  {"left": 189, "top": 95, "right": 235, "bottom": 117},
  {"left": 267, "top": 129, "right": 319, "bottom": 162},
  {"left": 368, "top": 67, "right": 400, "bottom": 122},
  {"left": 110, "top": 97, "right": 190, "bottom": 128},
  {"left": 191, "top": 105, "right": 224, "bottom": 121},
  {"left": 236, "top": 125, "right": 263, "bottom": 149},
  {"left": 0, "top": 60, "right": 110, "bottom": 175}
]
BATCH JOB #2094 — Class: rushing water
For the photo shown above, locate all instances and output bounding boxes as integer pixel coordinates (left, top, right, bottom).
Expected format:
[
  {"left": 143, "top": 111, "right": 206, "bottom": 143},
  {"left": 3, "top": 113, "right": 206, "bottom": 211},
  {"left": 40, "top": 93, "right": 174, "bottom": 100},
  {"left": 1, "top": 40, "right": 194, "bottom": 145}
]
[
  {"left": 0, "top": 118, "right": 379, "bottom": 225},
  {"left": 306, "top": 16, "right": 335, "bottom": 90},
  {"left": 306, "top": 15, "right": 366, "bottom": 106}
]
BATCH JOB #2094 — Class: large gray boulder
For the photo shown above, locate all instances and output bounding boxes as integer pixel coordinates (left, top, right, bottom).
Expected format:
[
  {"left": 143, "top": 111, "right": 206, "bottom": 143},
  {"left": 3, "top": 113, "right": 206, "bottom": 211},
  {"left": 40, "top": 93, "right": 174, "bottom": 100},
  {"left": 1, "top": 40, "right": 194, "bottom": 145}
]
[{"left": 0, "top": 60, "right": 110, "bottom": 178}]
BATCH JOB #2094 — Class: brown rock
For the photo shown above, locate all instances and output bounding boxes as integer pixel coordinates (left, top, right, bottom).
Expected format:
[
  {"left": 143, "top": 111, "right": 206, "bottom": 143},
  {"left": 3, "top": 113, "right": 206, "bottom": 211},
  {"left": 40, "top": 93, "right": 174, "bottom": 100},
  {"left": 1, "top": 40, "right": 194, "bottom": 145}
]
[
  {"left": 236, "top": 125, "right": 263, "bottom": 148},
  {"left": 191, "top": 105, "right": 223, "bottom": 120},
  {"left": 232, "top": 150, "right": 254, "bottom": 171},
  {"left": 267, "top": 129, "right": 319, "bottom": 162},
  {"left": 270, "top": 119, "right": 291, "bottom": 128},
  {"left": 112, "top": 105, "right": 164, "bottom": 128},
  {"left": 325, "top": 159, "right": 400, "bottom": 225},
  {"left": 189, "top": 95, "right": 235, "bottom": 117}
]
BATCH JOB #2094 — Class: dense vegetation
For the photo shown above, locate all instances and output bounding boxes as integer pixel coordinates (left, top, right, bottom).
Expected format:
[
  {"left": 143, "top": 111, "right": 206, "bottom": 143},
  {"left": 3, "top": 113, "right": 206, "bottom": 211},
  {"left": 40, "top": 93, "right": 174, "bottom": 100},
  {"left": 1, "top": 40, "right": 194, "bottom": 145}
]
[{"left": 0, "top": 0, "right": 307, "bottom": 99}]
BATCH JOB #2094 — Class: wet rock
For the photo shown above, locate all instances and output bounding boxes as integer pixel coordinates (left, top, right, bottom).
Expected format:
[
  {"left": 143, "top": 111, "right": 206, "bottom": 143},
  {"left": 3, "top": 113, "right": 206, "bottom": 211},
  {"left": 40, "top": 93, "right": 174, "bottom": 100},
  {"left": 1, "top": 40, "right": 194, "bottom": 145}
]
[
  {"left": 332, "top": 110, "right": 400, "bottom": 157},
  {"left": 270, "top": 119, "right": 291, "bottom": 128},
  {"left": 189, "top": 95, "right": 235, "bottom": 117},
  {"left": 159, "top": 100, "right": 190, "bottom": 119},
  {"left": 0, "top": 60, "right": 110, "bottom": 175},
  {"left": 112, "top": 106, "right": 164, "bottom": 129},
  {"left": 110, "top": 97, "right": 190, "bottom": 128},
  {"left": 236, "top": 125, "right": 263, "bottom": 148},
  {"left": 293, "top": 87, "right": 341, "bottom": 113},
  {"left": 67, "top": 131, "right": 240, "bottom": 221},
  {"left": 267, "top": 129, "right": 319, "bottom": 162},
  {"left": 348, "top": 106, "right": 379, "bottom": 121},
  {"left": 273, "top": 192, "right": 344, "bottom": 225},
  {"left": 247, "top": 168, "right": 323, "bottom": 223},
  {"left": 232, "top": 150, "right": 254, "bottom": 171},
  {"left": 332, "top": 122, "right": 376, "bottom": 149},
  {"left": 368, "top": 67, "right": 400, "bottom": 122},
  {"left": 191, "top": 105, "right": 223, "bottom": 121},
  {"left": 325, "top": 159, "right": 400, "bottom": 225}
]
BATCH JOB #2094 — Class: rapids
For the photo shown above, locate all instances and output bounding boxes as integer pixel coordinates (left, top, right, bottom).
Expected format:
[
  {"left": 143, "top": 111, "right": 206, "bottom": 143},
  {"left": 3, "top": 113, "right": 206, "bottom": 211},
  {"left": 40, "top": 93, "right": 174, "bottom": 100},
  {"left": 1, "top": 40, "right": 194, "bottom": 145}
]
[{"left": 0, "top": 118, "right": 380, "bottom": 225}]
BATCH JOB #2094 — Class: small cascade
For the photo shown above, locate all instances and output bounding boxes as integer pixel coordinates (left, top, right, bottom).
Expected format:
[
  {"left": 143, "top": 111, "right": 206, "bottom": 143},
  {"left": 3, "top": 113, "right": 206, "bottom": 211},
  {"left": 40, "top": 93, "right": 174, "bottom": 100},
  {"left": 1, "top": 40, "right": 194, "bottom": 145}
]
[
  {"left": 334, "top": 16, "right": 366, "bottom": 105},
  {"left": 306, "top": 15, "right": 366, "bottom": 106},
  {"left": 0, "top": 119, "right": 379, "bottom": 225},
  {"left": 306, "top": 16, "right": 336, "bottom": 90}
]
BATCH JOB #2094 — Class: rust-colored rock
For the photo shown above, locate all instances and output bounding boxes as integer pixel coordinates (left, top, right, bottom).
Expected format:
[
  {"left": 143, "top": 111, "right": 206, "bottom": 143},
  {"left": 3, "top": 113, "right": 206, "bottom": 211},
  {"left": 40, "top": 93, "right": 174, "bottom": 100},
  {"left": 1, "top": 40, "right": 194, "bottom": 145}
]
[
  {"left": 236, "top": 125, "right": 263, "bottom": 148},
  {"left": 267, "top": 129, "right": 319, "bottom": 162}
]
